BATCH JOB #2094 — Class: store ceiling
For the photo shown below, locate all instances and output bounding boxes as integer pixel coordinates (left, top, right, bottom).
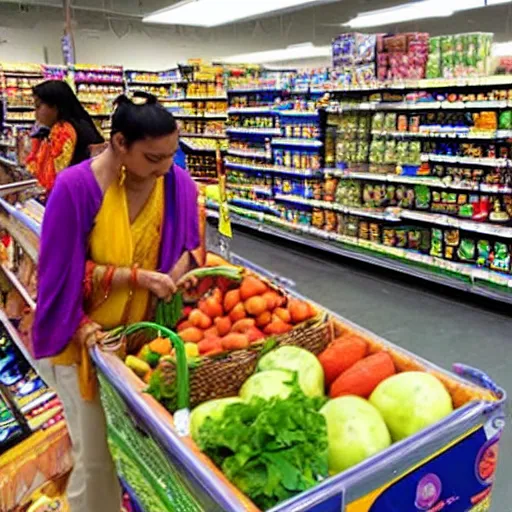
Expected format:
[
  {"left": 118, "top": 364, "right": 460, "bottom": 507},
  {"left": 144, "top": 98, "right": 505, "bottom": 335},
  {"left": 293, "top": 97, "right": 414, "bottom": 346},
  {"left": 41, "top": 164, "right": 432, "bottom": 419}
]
[{"left": 0, "top": 0, "right": 512, "bottom": 43}]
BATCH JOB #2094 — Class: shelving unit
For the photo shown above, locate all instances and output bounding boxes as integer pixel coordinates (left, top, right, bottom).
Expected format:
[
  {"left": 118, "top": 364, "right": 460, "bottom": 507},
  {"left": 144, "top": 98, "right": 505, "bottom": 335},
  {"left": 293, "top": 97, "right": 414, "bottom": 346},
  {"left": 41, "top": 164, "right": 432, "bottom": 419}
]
[{"left": 219, "top": 69, "right": 512, "bottom": 303}]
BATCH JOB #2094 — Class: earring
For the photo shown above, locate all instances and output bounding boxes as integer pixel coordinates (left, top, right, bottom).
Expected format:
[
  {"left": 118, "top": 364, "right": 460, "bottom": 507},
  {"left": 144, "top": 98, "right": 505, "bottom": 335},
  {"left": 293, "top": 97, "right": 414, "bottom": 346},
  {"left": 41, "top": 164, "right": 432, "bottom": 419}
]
[{"left": 119, "top": 165, "right": 126, "bottom": 186}]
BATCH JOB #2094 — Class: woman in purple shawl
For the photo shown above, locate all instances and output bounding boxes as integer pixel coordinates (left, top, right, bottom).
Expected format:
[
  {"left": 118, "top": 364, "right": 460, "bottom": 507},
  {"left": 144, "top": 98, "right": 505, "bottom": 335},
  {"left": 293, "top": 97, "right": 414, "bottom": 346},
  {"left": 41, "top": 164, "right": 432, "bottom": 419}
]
[{"left": 32, "top": 93, "right": 202, "bottom": 512}]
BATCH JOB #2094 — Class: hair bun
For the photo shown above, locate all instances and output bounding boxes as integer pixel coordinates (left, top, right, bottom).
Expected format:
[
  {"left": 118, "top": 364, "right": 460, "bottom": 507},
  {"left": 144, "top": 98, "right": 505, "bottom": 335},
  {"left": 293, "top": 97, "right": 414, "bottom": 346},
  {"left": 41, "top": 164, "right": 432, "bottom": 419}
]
[
  {"left": 113, "top": 94, "right": 132, "bottom": 107},
  {"left": 132, "top": 91, "right": 158, "bottom": 105}
]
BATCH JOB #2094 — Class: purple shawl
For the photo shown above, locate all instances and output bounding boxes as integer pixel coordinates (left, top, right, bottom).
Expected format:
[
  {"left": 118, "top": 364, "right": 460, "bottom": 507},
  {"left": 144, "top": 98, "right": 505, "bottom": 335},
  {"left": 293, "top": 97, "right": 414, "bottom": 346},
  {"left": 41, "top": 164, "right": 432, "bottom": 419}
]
[{"left": 32, "top": 159, "right": 199, "bottom": 359}]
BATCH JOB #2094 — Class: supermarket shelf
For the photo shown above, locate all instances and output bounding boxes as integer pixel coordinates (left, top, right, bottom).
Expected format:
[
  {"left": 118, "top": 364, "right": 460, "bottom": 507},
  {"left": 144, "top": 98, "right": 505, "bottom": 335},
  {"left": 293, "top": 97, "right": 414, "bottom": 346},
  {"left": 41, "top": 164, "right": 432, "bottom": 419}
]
[
  {"left": 0, "top": 310, "right": 35, "bottom": 366},
  {"left": 174, "top": 113, "right": 227, "bottom": 119},
  {"left": 271, "top": 137, "right": 323, "bottom": 148},
  {"left": 0, "top": 140, "right": 16, "bottom": 148},
  {"left": 370, "top": 130, "right": 510, "bottom": 140},
  {"left": 274, "top": 194, "right": 401, "bottom": 221},
  {"left": 327, "top": 170, "right": 512, "bottom": 193},
  {"left": 127, "top": 79, "right": 185, "bottom": 85},
  {"left": 182, "top": 96, "right": 227, "bottom": 101},
  {"left": 227, "top": 88, "right": 282, "bottom": 94},
  {"left": 207, "top": 207, "right": 512, "bottom": 304},
  {"left": 227, "top": 183, "right": 273, "bottom": 196},
  {"left": 400, "top": 210, "right": 512, "bottom": 239},
  {"left": 20, "top": 390, "right": 57, "bottom": 416},
  {"left": 0, "top": 263, "right": 36, "bottom": 311},
  {"left": 0, "top": 155, "right": 19, "bottom": 168},
  {"left": 327, "top": 100, "right": 512, "bottom": 113},
  {"left": 278, "top": 110, "right": 320, "bottom": 117},
  {"left": 327, "top": 75, "right": 512, "bottom": 92},
  {"left": 0, "top": 213, "right": 39, "bottom": 262},
  {"left": 6, "top": 105, "right": 33, "bottom": 111},
  {"left": 226, "top": 127, "right": 281, "bottom": 136},
  {"left": 421, "top": 154, "right": 509, "bottom": 167},
  {"left": 0, "top": 179, "right": 38, "bottom": 197},
  {"left": 4, "top": 118, "right": 35, "bottom": 124},
  {"left": 180, "top": 133, "right": 227, "bottom": 139},
  {"left": 227, "top": 107, "right": 276, "bottom": 115},
  {"left": 226, "top": 149, "right": 269, "bottom": 159},
  {"left": 225, "top": 161, "right": 322, "bottom": 177}
]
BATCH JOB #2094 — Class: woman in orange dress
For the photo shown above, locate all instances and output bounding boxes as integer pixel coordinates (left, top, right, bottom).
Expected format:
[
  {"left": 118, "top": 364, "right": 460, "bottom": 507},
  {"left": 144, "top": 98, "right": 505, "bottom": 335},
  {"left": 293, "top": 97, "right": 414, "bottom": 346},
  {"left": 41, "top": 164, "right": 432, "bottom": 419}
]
[{"left": 26, "top": 80, "right": 104, "bottom": 191}]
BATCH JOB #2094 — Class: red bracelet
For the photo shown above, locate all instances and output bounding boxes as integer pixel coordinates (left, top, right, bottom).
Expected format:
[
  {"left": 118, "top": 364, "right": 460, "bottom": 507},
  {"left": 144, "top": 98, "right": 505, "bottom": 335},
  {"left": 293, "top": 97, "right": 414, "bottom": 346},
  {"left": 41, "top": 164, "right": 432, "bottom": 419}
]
[
  {"left": 83, "top": 261, "right": 96, "bottom": 300},
  {"left": 102, "top": 265, "right": 115, "bottom": 299},
  {"left": 130, "top": 264, "right": 139, "bottom": 289}
]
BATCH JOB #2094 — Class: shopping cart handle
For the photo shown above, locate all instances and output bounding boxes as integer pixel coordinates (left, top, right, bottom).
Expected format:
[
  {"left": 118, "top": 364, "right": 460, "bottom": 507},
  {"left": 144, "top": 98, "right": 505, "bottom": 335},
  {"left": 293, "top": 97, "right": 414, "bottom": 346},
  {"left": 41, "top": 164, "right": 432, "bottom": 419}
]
[{"left": 452, "top": 363, "right": 507, "bottom": 412}]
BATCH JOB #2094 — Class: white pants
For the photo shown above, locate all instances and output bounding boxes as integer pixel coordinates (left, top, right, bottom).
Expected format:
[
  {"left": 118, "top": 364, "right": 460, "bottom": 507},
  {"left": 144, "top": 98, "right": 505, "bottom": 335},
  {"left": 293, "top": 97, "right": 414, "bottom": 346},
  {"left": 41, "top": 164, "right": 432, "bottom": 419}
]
[{"left": 41, "top": 363, "right": 122, "bottom": 512}]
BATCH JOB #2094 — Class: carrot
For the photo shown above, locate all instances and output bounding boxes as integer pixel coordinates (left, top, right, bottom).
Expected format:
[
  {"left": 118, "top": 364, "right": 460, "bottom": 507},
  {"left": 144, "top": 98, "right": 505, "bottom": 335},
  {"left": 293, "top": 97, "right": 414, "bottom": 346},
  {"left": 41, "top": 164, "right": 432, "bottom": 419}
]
[
  {"left": 177, "top": 320, "right": 193, "bottom": 333},
  {"left": 244, "top": 296, "right": 268, "bottom": 316},
  {"left": 262, "top": 291, "right": 283, "bottom": 311},
  {"left": 274, "top": 307, "right": 291, "bottom": 324},
  {"left": 179, "top": 327, "right": 204, "bottom": 344},
  {"left": 255, "top": 311, "right": 272, "bottom": 328},
  {"left": 229, "top": 302, "right": 247, "bottom": 322},
  {"left": 246, "top": 326, "right": 265, "bottom": 343},
  {"left": 148, "top": 337, "right": 172, "bottom": 356},
  {"left": 221, "top": 333, "right": 250, "bottom": 351},
  {"left": 203, "top": 326, "right": 219, "bottom": 339},
  {"left": 289, "top": 299, "right": 314, "bottom": 324},
  {"left": 264, "top": 319, "right": 293, "bottom": 335},
  {"left": 199, "top": 297, "right": 223, "bottom": 319},
  {"left": 232, "top": 318, "right": 256, "bottom": 333},
  {"left": 330, "top": 352, "right": 396, "bottom": 399},
  {"left": 189, "top": 309, "right": 213, "bottom": 330},
  {"left": 211, "top": 287, "right": 223, "bottom": 304},
  {"left": 214, "top": 316, "right": 232, "bottom": 337},
  {"left": 239, "top": 276, "right": 267, "bottom": 301},
  {"left": 318, "top": 336, "right": 368, "bottom": 386},
  {"left": 143, "top": 370, "right": 153, "bottom": 385},
  {"left": 224, "top": 289, "right": 241, "bottom": 312},
  {"left": 198, "top": 337, "right": 223, "bottom": 355}
]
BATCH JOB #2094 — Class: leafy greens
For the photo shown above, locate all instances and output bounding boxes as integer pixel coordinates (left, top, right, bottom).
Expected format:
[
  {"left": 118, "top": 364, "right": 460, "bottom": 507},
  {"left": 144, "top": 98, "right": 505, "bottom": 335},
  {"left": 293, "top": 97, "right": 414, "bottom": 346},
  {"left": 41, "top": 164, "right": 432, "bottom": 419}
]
[{"left": 196, "top": 384, "right": 329, "bottom": 510}]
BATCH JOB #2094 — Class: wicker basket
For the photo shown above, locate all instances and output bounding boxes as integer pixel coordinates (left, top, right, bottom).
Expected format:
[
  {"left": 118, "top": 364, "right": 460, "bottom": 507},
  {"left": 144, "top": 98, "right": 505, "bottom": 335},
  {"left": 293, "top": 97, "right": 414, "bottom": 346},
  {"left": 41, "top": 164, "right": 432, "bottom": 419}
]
[
  {"left": 158, "top": 309, "right": 330, "bottom": 410},
  {"left": 108, "top": 270, "right": 333, "bottom": 412}
]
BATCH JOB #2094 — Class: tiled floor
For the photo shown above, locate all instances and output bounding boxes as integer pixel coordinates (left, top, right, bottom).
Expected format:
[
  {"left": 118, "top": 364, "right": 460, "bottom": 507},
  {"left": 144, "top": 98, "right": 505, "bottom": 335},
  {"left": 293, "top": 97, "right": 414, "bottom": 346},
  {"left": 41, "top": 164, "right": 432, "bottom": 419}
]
[{"left": 230, "top": 228, "right": 511, "bottom": 512}]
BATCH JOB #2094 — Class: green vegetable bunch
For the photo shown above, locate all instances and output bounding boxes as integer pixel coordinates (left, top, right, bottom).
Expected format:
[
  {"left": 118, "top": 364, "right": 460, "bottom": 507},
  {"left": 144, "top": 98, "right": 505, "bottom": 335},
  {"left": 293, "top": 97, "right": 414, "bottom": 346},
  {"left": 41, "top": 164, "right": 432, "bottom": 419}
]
[
  {"left": 156, "top": 265, "right": 243, "bottom": 329},
  {"left": 196, "top": 385, "right": 329, "bottom": 510}
]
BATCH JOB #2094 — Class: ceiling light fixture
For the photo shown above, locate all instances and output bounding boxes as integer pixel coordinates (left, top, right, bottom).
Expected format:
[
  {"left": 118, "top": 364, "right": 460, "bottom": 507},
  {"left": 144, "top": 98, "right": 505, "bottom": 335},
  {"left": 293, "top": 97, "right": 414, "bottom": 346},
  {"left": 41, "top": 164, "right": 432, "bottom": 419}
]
[
  {"left": 220, "top": 42, "right": 331, "bottom": 64},
  {"left": 344, "top": 1, "right": 454, "bottom": 28},
  {"left": 345, "top": 0, "right": 512, "bottom": 29},
  {"left": 143, "top": 0, "right": 334, "bottom": 27},
  {"left": 493, "top": 41, "right": 512, "bottom": 56}
]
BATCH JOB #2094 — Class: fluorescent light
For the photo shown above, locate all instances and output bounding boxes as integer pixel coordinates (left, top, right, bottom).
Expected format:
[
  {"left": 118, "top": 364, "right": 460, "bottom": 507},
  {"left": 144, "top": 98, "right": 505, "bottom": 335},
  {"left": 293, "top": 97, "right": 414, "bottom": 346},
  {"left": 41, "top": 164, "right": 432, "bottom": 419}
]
[
  {"left": 220, "top": 42, "right": 331, "bottom": 64},
  {"left": 345, "top": 0, "right": 511, "bottom": 29},
  {"left": 345, "top": 1, "right": 454, "bottom": 28},
  {"left": 143, "top": 0, "right": 330, "bottom": 27},
  {"left": 493, "top": 41, "right": 512, "bottom": 56}
]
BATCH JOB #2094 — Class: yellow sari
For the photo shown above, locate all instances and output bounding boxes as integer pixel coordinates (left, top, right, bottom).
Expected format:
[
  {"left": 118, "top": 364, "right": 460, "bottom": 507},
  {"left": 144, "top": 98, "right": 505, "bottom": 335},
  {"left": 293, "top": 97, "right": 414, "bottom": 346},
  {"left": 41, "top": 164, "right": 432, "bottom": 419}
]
[{"left": 52, "top": 177, "right": 164, "bottom": 398}]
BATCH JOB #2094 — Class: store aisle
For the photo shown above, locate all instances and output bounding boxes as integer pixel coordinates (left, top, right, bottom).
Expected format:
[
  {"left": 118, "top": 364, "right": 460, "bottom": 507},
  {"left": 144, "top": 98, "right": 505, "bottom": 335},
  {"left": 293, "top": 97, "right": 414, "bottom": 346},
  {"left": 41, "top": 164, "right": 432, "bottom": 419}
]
[{"left": 229, "top": 228, "right": 512, "bottom": 512}]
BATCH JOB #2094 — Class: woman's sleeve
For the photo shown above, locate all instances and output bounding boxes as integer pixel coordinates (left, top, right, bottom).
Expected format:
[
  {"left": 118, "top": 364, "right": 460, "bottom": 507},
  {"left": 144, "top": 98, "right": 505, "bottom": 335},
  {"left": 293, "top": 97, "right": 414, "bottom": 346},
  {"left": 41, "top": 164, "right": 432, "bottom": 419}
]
[
  {"left": 51, "top": 122, "right": 77, "bottom": 173},
  {"left": 32, "top": 177, "right": 87, "bottom": 359}
]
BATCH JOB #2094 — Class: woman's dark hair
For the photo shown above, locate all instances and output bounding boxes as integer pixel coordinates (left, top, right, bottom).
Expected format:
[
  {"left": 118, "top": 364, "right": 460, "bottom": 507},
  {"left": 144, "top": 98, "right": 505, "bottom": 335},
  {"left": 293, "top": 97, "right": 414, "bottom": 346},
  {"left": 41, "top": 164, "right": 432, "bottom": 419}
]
[
  {"left": 111, "top": 92, "right": 178, "bottom": 146},
  {"left": 33, "top": 80, "right": 104, "bottom": 164}
]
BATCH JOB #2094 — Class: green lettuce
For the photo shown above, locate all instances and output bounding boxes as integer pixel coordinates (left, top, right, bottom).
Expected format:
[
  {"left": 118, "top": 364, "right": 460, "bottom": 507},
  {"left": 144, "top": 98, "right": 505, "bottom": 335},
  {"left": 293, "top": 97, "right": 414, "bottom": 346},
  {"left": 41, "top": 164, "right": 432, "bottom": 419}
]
[{"left": 196, "top": 385, "right": 328, "bottom": 510}]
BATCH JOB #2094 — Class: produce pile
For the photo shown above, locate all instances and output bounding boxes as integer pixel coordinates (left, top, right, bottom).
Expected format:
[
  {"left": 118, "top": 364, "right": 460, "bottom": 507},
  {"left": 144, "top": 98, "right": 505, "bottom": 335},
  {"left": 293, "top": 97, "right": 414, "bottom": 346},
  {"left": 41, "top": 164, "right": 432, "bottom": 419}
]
[
  {"left": 190, "top": 336, "right": 455, "bottom": 510},
  {"left": 125, "top": 272, "right": 316, "bottom": 385}
]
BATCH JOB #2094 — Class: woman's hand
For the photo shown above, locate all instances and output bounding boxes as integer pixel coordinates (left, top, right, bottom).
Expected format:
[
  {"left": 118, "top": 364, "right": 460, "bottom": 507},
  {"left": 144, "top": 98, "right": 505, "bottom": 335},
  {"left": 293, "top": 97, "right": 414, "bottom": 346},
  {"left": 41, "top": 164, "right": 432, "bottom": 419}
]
[{"left": 138, "top": 269, "right": 177, "bottom": 301}]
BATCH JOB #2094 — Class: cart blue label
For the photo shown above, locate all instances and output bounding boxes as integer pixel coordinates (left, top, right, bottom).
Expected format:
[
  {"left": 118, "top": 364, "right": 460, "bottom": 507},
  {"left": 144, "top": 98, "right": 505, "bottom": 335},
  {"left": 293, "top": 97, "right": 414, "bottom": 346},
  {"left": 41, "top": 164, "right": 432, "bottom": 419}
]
[{"left": 344, "top": 421, "right": 502, "bottom": 512}]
